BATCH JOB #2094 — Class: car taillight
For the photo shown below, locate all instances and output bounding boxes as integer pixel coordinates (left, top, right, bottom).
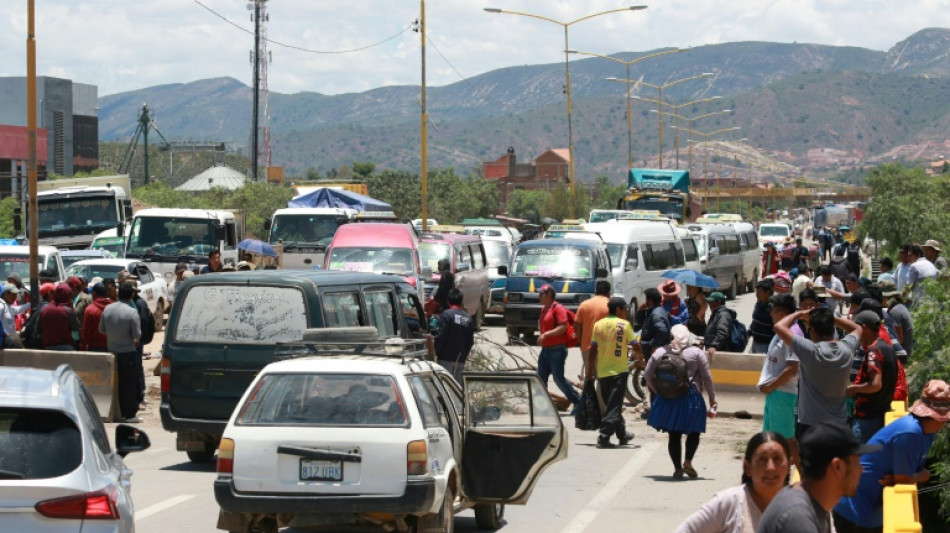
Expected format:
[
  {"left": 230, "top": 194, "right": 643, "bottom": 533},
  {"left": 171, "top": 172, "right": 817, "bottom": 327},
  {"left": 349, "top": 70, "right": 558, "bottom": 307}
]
[
  {"left": 407, "top": 440, "right": 427, "bottom": 475},
  {"left": 160, "top": 357, "right": 171, "bottom": 392},
  {"left": 218, "top": 438, "right": 234, "bottom": 473},
  {"left": 35, "top": 486, "right": 120, "bottom": 520}
]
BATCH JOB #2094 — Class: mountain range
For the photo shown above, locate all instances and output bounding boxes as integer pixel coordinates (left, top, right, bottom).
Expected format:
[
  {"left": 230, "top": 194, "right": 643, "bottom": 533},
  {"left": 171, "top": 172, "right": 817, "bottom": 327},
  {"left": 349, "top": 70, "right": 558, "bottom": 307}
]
[{"left": 97, "top": 28, "right": 950, "bottom": 181}]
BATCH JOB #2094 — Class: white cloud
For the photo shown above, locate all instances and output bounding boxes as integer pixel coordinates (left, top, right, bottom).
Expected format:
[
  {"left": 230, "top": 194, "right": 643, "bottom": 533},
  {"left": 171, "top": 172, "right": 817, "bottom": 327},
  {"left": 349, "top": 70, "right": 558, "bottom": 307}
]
[{"left": 1, "top": 0, "right": 949, "bottom": 96}]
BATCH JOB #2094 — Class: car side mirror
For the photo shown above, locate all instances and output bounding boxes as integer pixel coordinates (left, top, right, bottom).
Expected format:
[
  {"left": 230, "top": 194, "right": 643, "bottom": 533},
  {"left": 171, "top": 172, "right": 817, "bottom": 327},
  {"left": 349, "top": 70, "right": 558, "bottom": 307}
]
[
  {"left": 263, "top": 218, "right": 272, "bottom": 231},
  {"left": 115, "top": 424, "right": 151, "bottom": 458},
  {"left": 116, "top": 223, "right": 125, "bottom": 237},
  {"left": 709, "top": 247, "right": 720, "bottom": 257},
  {"left": 421, "top": 266, "right": 433, "bottom": 278},
  {"left": 456, "top": 262, "right": 471, "bottom": 273},
  {"left": 497, "top": 265, "right": 508, "bottom": 276},
  {"left": 215, "top": 224, "right": 226, "bottom": 242},
  {"left": 595, "top": 268, "right": 609, "bottom": 278},
  {"left": 474, "top": 405, "right": 501, "bottom": 423},
  {"left": 123, "top": 200, "right": 133, "bottom": 219},
  {"left": 625, "top": 259, "right": 637, "bottom": 272}
]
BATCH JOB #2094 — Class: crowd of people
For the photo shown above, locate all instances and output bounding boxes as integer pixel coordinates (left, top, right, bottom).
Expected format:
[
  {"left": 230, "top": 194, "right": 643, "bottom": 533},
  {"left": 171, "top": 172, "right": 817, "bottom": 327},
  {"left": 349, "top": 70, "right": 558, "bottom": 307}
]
[{"left": 528, "top": 229, "right": 948, "bottom": 532}]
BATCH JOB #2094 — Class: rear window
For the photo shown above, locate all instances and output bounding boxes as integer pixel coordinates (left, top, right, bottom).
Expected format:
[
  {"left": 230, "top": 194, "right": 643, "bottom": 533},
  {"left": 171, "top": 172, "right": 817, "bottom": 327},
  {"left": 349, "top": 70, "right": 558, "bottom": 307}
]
[
  {"left": 0, "top": 408, "right": 82, "bottom": 479},
  {"left": 175, "top": 285, "right": 308, "bottom": 344},
  {"left": 236, "top": 373, "right": 408, "bottom": 427}
]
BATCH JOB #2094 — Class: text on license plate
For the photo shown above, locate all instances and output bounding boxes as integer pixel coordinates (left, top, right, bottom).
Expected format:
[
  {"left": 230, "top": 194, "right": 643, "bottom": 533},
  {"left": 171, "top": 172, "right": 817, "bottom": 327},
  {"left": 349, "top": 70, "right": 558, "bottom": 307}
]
[{"left": 300, "top": 459, "right": 342, "bottom": 481}]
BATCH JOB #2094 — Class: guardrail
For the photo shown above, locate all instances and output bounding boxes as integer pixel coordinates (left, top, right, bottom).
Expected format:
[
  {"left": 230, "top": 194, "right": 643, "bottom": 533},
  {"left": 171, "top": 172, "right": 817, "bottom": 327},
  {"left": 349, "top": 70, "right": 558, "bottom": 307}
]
[
  {"left": 0, "top": 349, "right": 118, "bottom": 421},
  {"left": 706, "top": 350, "right": 765, "bottom": 417},
  {"left": 883, "top": 400, "right": 921, "bottom": 533}
]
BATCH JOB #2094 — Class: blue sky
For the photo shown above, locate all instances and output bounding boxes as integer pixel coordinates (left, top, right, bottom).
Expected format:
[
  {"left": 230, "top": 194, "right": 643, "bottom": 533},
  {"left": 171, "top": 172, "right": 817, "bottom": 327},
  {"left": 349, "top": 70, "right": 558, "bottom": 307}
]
[{"left": 2, "top": 0, "right": 949, "bottom": 97}]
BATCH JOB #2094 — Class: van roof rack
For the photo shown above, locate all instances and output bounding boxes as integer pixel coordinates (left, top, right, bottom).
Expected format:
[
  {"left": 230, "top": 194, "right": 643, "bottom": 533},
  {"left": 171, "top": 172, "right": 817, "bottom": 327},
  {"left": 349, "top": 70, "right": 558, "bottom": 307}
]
[{"left": 275, "top": 327, "right": 429, "bottom": 362}]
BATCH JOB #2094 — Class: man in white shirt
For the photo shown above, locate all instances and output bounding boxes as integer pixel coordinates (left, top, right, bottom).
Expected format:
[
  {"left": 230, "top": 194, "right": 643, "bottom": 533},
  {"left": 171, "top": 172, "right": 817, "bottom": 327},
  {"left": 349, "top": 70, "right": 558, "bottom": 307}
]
[
  {"left": 894, "top": 245, "right": 913, "bottom": 292},
  {"left": 905, "top": 244, "right": 938, "bottom": 304},
  {"left": 0, "top": 283, "right": 30, "bottom": 347},
  {"left": 813, "top": 266, "right": 844, "bottom": 310},
  {"left": 791, "top": 264, "right": 812, "bottom": 303}
]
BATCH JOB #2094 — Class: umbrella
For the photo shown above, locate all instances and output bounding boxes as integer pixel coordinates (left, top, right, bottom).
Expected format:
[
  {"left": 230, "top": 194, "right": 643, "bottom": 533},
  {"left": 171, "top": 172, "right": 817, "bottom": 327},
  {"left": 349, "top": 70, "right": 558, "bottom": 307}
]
[
  {"left": 661, "top": 269, "right": 719, "bottom": 289},
  {"left": 237, "top": 238, "right": 277, "bottom": 258}
]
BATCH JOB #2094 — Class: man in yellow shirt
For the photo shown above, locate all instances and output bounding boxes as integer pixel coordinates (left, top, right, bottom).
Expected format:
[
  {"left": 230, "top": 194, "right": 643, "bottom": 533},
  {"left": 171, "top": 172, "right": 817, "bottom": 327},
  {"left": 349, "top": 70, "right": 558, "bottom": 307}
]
[{"left": 588, "top": 296, "right": 635, "bottom": 448}]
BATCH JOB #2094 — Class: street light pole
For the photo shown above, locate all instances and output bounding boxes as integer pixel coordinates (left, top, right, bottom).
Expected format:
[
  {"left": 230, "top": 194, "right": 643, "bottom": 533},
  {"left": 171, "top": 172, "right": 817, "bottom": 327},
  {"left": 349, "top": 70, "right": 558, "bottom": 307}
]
[
  {"left": 485, "top": 6, "right": 648, "bottom": 217},
  {"left": 26, "top": 0, "right": 39, "bottom": 306},
  {"left": 569, "top": 48, "right": 686, "bottom": 171},
  {"left": 419, "top": 0, "right": 428, "bottom": 232}
]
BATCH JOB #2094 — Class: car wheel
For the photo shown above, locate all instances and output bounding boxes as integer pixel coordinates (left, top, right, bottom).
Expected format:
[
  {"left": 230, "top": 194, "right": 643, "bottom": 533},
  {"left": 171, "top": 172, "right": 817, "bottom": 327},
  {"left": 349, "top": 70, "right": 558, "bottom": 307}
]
[
  {"left": 505, "top": 326, "right": 520, "bottom": 343},
  {"left": 474, "top": 503, "right": 505, "bottom": 530},
  {"left": 187, "top": 448, "right": 216, "bottom": 463},
  {"left": 726, "top": 276, "right": 738, "bottom": 300},
  {"left": 153, "top": 299, "right": 165, "bottom": 332},
  {"left": 414, "top": 485, "right": 454, "bottom": 533}
]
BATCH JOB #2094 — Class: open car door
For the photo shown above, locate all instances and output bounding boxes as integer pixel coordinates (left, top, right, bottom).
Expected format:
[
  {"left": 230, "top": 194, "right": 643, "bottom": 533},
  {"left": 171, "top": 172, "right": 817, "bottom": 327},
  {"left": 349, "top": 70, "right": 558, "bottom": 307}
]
[{"left": 459, "top": 372, "right": 567, "bottom": 505}]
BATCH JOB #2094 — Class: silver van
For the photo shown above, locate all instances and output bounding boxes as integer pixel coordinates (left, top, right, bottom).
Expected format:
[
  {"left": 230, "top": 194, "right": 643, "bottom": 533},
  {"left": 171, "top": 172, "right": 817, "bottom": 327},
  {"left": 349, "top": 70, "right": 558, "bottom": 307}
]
[
  {"left": 687, "top": 223, "right": 744, "bottom": 299},
  {"left": 734, "top": 222, "right": 761, "bottom": 293}
]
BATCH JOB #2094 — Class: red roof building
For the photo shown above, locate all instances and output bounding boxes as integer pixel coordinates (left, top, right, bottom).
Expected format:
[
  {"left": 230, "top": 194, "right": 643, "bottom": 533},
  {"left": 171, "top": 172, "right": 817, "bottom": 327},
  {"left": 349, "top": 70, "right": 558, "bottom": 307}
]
[{"left": 482, "top": 147, "right": 570, "bottom": 212}]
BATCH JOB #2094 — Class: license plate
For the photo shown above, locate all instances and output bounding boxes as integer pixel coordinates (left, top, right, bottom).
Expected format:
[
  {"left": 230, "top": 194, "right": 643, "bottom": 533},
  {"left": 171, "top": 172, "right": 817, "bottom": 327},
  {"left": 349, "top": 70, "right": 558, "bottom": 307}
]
[{"left": 300, "top": 459, "right": 342, "bottom": 481}]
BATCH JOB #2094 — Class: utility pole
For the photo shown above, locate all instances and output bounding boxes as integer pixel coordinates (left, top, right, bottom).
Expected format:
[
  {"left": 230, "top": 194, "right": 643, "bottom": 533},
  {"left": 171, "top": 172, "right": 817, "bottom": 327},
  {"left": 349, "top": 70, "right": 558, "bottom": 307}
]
[
  {"left": 251, "top": 0, "right": 262, "bottom": 182},
  {"left": 418, "top": 1, "right": 428, "bottom": 232},
  {"left": 27, "top": 0, "right": 39, "bottom": 305}
]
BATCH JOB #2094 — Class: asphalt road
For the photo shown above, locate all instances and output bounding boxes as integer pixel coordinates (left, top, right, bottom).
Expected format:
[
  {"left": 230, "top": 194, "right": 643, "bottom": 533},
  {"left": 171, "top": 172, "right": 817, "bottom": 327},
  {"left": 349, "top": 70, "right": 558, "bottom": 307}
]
[{"left": 124, "top": 290, "right": 765, "bottom": 533}]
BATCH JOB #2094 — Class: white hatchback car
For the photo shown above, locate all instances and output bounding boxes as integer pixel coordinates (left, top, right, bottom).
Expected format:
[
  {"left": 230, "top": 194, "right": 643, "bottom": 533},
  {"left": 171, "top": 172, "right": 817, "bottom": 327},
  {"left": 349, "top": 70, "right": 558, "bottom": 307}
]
[
  {"left": 214, "top": 332, "right": 567, "bottom": 533},
  {"left": 0, "top": 364, "right": 151, "bottom": 532},
  {"left": 65, "top": 258, "right": 170, "bottom": 328}
]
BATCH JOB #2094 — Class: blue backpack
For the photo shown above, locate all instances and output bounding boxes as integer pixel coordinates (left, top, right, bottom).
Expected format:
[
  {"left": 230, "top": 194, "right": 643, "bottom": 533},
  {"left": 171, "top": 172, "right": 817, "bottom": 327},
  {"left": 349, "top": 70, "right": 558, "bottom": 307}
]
[{"left": 729, "top": 319, "right": 749, "bottom": 352}]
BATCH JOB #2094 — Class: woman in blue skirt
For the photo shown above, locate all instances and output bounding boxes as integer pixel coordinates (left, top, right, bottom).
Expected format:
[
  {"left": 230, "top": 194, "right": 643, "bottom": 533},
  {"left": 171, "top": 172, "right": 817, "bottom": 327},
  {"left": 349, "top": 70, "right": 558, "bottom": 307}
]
[{"left": 646, "top": 324, "right": 718, "bottom": 478}]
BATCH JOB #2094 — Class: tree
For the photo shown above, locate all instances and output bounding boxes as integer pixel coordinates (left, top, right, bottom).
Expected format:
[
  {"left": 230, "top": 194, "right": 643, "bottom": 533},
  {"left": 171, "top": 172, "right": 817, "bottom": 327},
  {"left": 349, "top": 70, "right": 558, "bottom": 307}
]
[
  {"left": 305, "top": 166, "right": 321, "bottom": 180},
  {"left": 352, "top": 162, "right": 375, "bottom": 179},
  {"left": 0, "top": 197, "right": 20, "bottom": 238},
  {"left": 860, "top": 163, "right": 950, "bottom": 257}
]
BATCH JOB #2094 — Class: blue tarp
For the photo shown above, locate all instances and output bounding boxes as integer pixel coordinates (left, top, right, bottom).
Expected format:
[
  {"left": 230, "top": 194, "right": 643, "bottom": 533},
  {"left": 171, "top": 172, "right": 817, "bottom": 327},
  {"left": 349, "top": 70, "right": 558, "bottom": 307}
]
[{"left": 287, "top": 187, "right": 392, "bottom": 211}]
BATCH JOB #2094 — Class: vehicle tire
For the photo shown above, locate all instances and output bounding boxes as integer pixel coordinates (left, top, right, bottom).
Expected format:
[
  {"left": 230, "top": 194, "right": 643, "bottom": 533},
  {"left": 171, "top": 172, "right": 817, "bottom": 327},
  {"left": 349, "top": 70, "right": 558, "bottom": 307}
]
[
  {"left": 474, "top": 503, "right": 505, "bottom": 530},
  {"left": 187, "top": 448, "right": 216, "bottom": 463},
  {"left": 505, "top": 326, "right": 520, "bottom": 343},
  {"left": 726, "top": 276, "right": 738, "bottom": 300},
  {"left": 625, "top": 368, "right": 647, "bottom": 404},
  {"left": 414, "top": 485, "right": 454, "bottom": 533},
  {"left": 153, "top": 299, "right": 165, "bottom": 332}
]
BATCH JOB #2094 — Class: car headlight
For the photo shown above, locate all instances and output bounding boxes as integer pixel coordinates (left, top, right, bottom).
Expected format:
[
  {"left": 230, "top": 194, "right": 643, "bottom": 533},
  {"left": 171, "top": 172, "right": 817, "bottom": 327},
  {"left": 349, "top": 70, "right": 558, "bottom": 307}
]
[{"left": 507, "top": 293, "right": 523, "bottom": 303}]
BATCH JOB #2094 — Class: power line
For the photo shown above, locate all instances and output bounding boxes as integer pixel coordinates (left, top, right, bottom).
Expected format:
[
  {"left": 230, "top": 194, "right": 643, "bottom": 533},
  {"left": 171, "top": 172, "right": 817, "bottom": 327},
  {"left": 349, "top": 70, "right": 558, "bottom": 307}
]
[{"left": 193, "top": 0, "right": 413, "bottom": 54}]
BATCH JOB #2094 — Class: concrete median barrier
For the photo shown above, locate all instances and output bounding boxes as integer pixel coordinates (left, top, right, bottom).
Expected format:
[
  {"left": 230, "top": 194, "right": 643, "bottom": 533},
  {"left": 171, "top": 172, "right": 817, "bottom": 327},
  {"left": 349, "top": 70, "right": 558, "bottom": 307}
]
[
  {"left": 708, "top": 351, "right": 766, "bottom": 418},
  {"left": 0, "top": 349, "right": 117, "bottom": 421}
]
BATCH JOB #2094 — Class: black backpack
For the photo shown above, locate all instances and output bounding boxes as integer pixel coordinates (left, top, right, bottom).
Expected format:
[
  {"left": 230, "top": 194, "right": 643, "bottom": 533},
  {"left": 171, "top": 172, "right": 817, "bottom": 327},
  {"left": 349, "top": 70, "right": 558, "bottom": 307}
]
[
  {"left": 653, "top": 348, "right": 691, "bottom": 399},
  {"left": 847, "top": 244, "right": 861, "bottom": 274},
  {"left": 20, "top": 308, "right": 42, "bottom": 348},
  {"left": 729, "top": 319, "right": 750, "bottom": 352}
]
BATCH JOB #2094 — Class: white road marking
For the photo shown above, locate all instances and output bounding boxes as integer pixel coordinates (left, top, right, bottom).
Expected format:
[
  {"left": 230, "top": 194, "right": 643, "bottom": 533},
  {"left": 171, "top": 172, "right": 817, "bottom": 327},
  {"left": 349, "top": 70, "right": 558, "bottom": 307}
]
[
  {"left": 135, "top": 494, "right": 195, "bottom": 522},
  {"left": 559, "top": 441, "right": 661, "bottom": 533}
]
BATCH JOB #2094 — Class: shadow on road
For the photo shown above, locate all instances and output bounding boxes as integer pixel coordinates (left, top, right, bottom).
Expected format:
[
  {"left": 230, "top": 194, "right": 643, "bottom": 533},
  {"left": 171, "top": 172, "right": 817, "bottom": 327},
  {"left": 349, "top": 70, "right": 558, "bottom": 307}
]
[{"left": 160, "top": 461, "right": 217, "bottom": 473}]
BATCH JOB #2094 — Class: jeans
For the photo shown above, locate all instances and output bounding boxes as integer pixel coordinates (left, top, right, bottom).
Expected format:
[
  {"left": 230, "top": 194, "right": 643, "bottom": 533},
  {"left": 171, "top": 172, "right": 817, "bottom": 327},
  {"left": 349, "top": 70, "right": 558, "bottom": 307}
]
[
  {"left": 852, "top": 417, "right": 885, "bottom": 444},
  {"left": 537, "top": 345, "right": 580, "bottom": 405},
  {"left": 598, "top": 372, "right": 629, "bottom": 441}
]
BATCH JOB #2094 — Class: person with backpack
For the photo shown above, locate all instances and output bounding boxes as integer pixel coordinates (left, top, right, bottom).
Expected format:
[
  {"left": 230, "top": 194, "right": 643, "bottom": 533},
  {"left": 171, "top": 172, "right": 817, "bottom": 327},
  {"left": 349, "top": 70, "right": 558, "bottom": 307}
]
[
  {"left": 587, "top": 296, "right": 636, "bottom": 449},
  {"left": 846, "top": 239, "right": 862, "bottom": 277},
  {"left": 704, "top": 292, "right": 738, "bottom": 356},
  {"left": 645, "top": 324, "right": 717, "bottom": 478},
  {"left": 536, "top": 284, "right": 582, "bottom": 412}
]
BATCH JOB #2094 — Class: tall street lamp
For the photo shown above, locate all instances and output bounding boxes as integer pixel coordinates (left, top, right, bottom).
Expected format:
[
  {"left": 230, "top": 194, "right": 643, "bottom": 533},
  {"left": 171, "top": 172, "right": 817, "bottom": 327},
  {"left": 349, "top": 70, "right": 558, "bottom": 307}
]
[
  {"left": 682, "top": 109, "right": 732, "bottom": 174},
  {"left": 485, "top": 5, "right": 648, "bottom": 217},
  {"left": 609, "top": 72, "right": 713, "bottom": 168},
  {"left": 643, "top": 96, "right": 724, "bottom": 169},
  {"left": 679, "top": 126, "right": 741, "bottom": 206},
  {"left": 567, "top": 48, "right": 686, "bottom": 170}
]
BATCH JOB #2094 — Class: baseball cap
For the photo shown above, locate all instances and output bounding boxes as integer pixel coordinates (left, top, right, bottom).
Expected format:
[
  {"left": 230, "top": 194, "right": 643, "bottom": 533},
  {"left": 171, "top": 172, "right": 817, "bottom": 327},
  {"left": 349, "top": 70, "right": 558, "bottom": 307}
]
[
  {"left": 537, "top": 284, "right": 556, "bottom": 296},
  {"left": 66, "top": 276, "right": 83, "bottom": 290},
  {"left": 39, "top": 283, "right": 56, "bottom": 297},
  {"left": 852, "top": 310, "right": 881, "bottom": 330},
  {"left": 799, "top": 422, "right": 882, "bottom": 475},
  {"left": 707, "top": 292, "right": 726, "bottom": 303},
  {"left": 2, "top": 282, "right": 20, "bottom": 295}
]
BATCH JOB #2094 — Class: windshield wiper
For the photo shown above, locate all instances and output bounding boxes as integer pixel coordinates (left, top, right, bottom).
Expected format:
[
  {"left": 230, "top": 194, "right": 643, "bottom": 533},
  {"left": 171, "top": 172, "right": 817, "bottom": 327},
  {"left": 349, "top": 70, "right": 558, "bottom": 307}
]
[{"left": 0, "top": 469, "right": 25, "bottom": 479}]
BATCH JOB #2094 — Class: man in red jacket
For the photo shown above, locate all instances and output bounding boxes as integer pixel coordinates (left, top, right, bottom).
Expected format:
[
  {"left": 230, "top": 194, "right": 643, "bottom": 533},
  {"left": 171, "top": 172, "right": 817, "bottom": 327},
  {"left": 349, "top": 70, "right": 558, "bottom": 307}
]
[
  {"left": 39, "top": 283, "right": 79, "bottom": 350},
  {"left": 81, "top": 284, "right": 113, "bottom": 352}
]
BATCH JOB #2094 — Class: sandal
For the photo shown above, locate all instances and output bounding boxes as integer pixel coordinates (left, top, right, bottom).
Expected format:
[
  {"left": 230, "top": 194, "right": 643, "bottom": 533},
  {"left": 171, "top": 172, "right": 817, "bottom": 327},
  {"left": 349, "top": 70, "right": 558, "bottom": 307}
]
[
  {"left": 673, "top": 469, "right": 685, "bottom": 479},
  {"left": 683, "top": 464, "right": 698, "bottom": 478}
]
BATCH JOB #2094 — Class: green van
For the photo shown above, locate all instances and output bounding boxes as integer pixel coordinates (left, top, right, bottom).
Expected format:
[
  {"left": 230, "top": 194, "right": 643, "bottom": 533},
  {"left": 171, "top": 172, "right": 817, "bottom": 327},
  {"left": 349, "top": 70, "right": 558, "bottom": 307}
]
[{"left": 159, "top": 270, "right": 428, "bottom": 462}]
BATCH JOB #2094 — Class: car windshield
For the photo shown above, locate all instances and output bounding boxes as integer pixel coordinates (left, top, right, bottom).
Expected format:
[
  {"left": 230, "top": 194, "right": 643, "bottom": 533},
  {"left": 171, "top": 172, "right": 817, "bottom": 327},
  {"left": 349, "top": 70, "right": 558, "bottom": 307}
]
[
  {"left": 418, "top": 242, "right": 450, "bottom": 273},
  {"left": 268, "top": 214, "right": 342, "bottom": 246},
  {"left": 760, "top": 225, "right": 790, "bottom": 237},
  {"left": 483, "top": 240, "right": 510, "bottom": 267},
  {"left": 605, "top": 244, "right": 623, "bottom": 267},
  {"left": 0, "top": 254, "right": 49, "bottom": 285},
  {"left": 236, "top": 373, "right": 408, "bottom": 427},
  {"left": 66, "top": 263, "right": 126, "bottom": 280},
  {"left": 589, "top": 211, "right": 623, "bottom": 223},
  {"left": 327, "top": 247, "right": 414, "bottom": 276},
  {"left": 62, "top": 253, "right": 108, "bottom": 268},
  {"left": 511, "top": 246, "right": 593, "bottom": 279},
  {"left": 624, "top": 197, "right": 684, "bottom": 220},
  {"left": 91, "top": 237, "right": 125, "bottom": 258},
  {"left": 127, "top": 216, "right": 217, "bottom": 259},
  {"left": 0, "top": 407, "right": 82, "bottom": 479},
  {"left": 35, "top": 197, "right": 118, "bottom": 236}
]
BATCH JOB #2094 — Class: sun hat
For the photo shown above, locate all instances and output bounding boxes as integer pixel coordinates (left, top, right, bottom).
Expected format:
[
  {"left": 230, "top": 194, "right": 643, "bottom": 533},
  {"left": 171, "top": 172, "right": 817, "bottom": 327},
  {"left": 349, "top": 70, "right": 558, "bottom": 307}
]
[
  {"left": 658, "top": 280, "right": 680, "bottom": 297},
  {"left": 922, "top": 240, "right": 942, "bottom": 252},
  {"left": 909, "top": 380, "right": 950, "bottom": 423}
]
